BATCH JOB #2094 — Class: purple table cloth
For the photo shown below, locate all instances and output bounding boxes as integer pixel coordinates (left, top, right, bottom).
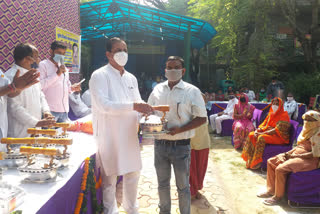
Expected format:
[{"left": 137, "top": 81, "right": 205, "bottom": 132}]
[
  {"left": 37, "top": 154, "right": 102, "bottom": 214},
  {"left": 287, "top": 169, "right": 320, "bottom": 206},
  {"left": 68, "top": 107, "right": 80, "bottom": 121},
  {"left": 261, "top": 120, "right": 299, "bottom": 170}
]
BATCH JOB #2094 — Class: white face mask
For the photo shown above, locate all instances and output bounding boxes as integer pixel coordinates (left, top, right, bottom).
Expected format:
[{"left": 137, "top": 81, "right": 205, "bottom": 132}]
[
  {"left": 287, "top": 97, "right": 293, "bottom": 102},
  {"left": 165, "top": 69, "right": 183, "bottom": 82},
  {"left": 53, "top": 54, "right": 65, "bottom": 64},
  {"left": 272, "top": 105, "right": 279, "bottom": 113},
  {"left": 113, "top": 51, "right": 128, "bottom": 67}
]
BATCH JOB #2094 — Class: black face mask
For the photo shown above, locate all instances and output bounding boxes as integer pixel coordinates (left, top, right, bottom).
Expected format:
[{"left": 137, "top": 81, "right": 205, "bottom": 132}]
[
  {"left": 229, "top": 95, "right": 235, "bottom": 100},
  {"left": 240, "top": 97, "right": 246, "bottom": 103}
]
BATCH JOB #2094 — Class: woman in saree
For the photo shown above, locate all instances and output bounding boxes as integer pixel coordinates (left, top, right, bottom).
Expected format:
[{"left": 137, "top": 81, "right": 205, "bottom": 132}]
[
  {"left": 241, "top": 97, "right": 290, "bottom": 169},
  {"left": 232, "top": 93, "right": 255, "bottom": 149},
  {"left": 257, "top": 110, "right": 320, "bottom": 205}
]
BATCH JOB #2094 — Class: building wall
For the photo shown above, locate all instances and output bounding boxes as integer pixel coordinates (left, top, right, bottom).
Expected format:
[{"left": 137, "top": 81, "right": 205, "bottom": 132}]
[{"left": 0, "top": 0, "right": 80, "bottom": 81}]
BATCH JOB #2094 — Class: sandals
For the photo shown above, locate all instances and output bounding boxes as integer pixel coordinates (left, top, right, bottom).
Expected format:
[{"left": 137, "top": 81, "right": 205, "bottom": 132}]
[
  {"left": 251, "top": 163, "right": 261, "bottom": 170},
  {"left": 263, "top": 198, "right": 281, "bottom": 206},
  {"left": 257, "top": 192, "right": 273, "bottom": 198}
]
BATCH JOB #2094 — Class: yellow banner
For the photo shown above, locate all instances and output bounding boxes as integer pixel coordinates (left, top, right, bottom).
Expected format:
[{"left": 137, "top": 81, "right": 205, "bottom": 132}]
[{"left": 55, "top": 27, "right": 81, "bottom": 73}]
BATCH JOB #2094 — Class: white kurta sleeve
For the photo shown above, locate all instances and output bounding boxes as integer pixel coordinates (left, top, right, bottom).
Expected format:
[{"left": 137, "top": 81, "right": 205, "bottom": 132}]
[
  {"left": 8, "top": 97, "right": 39, "bottom": 127},
  {"left": 132, "top": 76, "right": 142, "bottom": 102},
  {"left": 40, "top": 89, "right": 50, "bottom": 113},
  {"left": 89, "top": 72, "right": 133, "bottom": 113},
  {"left": 147, "top": 90, "right": 156, "bottom": 106}
]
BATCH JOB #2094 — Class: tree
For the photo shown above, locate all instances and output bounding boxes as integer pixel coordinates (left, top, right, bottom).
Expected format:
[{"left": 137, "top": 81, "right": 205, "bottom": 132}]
[
  {"left": 166, "top": 0, "right": 188, "bottom": 15},
  {"left": 188, "top": 0, "right": 277, "bottom": 90},
  {"left": 276, "top": 0, "right": 319, "bottom": 73}
]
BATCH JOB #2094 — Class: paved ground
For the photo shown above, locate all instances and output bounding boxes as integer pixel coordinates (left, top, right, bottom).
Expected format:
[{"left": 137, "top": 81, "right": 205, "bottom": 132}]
[{"left": 116, "top": 132, "right": 320, "bottom": 214}]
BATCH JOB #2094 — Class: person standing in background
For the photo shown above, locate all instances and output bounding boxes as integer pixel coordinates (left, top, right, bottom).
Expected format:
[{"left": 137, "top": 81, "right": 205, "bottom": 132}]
[
  {"left": 189, "top": 93, "right": 211, "bottom": 208},
  {"left": 39, "top": 41, "right": 81, "bottom": 122},
  {"left": 6, "top": 43, "right": 56, "bottom": 138}
]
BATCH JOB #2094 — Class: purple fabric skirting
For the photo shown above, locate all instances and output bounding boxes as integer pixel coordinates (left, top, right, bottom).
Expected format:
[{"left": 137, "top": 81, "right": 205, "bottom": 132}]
[
  {"left": 261, "top": 145, "right": 292, "bottom": 170},
  {"left": 287, "top": 169, "right": 320, "bottom": 205},
  {"left": 261, "top": 120, "right": 298, "bottom": 170},
  {"left": 221, "top": 119, "right": 233, "bottom": 136},
  {"left": 37, "top": 154, "right": 103, "bottom": 214}
]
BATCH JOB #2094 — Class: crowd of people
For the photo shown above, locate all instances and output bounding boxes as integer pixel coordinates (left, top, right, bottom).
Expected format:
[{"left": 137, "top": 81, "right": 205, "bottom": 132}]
[
  {"left": 204, "top": 77, "right": 285, "bottom": 103},
  {"left": 0, "top": 37, "right": 319, "bottom": 214}
]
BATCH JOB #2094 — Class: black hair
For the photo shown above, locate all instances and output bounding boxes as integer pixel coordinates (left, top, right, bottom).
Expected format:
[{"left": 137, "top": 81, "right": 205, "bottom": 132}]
[
  {"left": 271, "top": 76, "right": 277, "bottom": 81},
  {"left": 50, "top": 41, "right": 67, "bottom": 51},
  {"left": 13, "top": 43, "right": 35, "bottom": 62},
  {"left": 287, "top": 92, "right": 294, "bottom": 96},
  {"left": 72, "top": 43, "right": 78, "bottom": 51},
  {"left": 166, "top": 56, "right": 185, "bottom": 68},
  {"left": 106, "top": 37, "right": 125, "bottom": 52}
]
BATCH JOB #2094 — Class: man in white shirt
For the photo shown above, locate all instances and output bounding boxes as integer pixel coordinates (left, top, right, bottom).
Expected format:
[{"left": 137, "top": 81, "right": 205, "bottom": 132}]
[
  {"left": 209, "top": 92, "right": 238, "bottom": 135},
  {"left": 89, "top": 37, "right": 153, "bottom": 214},
  {"left": 39, "top": 41, "right": 81, "bottom": 122},
  {"left": 284, "top": 92, "right": 298, "bottom": 119},
  {"left": 244, "top": 87, "right": 256, "bottom": 102},
  {"left": 6, "top": 43, "right": 56, "bottom": 138},
  {"left": 148, "top": 56, "right": 207, "bottom": 214},
  {"left": 0, "top": 68, "right": 39, "bottom": 151}
]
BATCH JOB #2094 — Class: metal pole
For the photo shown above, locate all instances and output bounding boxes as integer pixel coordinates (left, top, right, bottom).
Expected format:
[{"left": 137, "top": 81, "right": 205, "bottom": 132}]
[{"left": 184, "top": 25, "right": 191, "bottom": 82}]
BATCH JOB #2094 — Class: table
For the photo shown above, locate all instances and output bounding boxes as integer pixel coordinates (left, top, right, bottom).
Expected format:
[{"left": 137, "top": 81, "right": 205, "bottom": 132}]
[{"left": 1, "top": 132, "right": 96, "bottom": 214}]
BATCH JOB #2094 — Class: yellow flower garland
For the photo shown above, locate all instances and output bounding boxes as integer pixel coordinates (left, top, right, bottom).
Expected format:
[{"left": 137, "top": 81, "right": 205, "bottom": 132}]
[{"left": 74, "top": 157, "right": 90, "bottom": 214}]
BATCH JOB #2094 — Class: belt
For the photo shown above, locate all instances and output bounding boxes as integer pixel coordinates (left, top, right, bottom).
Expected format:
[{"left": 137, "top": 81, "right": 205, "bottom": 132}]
[{"left": 155, "top": 139, "right": 190, "bottom": 146}]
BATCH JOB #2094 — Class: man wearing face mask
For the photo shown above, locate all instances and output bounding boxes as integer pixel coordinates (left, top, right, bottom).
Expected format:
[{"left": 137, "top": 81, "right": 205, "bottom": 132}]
[
  {"left": 39, "top": 41, "right": 81, "bottom": 122},
  {"left": 0, "top": 67, "right": 40, "bottom": 152},
  {"left": 244, "top": 87, "right": 256, "bottom": 102},
  {"left": 259, "top": 88, "right": 267, "bottom": 101},
  {"left": 148, "top": 56, "right": 207, "bottom": 214},
  {"left": 89, "top": 37, "right": 153, "bottom": 214},
  {"left": 209, "top": 92, "right": 238, "bottom": 136},
  {"left": 267, "top": 76, "right": 285, "bottom": 99},
  {"left": 284, "top": 92, "right": 298, "bottom": 120},
  {"left": 5, "top": 43, "right": 56, "bottom": 138}
]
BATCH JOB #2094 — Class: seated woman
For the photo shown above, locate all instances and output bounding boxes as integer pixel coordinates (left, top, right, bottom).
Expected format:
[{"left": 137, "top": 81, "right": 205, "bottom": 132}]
[
  {"left": 241, "top": 97, "right": 290, "bottom": 169},
  {"left": 233, "top": 93, "right": 255, "bottom": 149},
  {"left": 257, "top": 110, "right": 320, "bottom": 205}
]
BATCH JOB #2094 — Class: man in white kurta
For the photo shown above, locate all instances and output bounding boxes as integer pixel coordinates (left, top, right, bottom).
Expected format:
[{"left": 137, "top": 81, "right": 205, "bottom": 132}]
[
  {"left": 5, "top": 43, "right": 55, "bottom": 138},
  {"left": 89, "top": 38, "right": 152, "bottom": 214},
  {"left": 209, "top": 92, "right": 238, "bottom": 135},
  {"left": 0, "top": 66, "right": 40, "bottom": 151}
]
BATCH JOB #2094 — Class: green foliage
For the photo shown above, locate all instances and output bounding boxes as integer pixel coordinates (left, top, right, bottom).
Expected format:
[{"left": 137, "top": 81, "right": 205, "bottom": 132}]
[
  {"left": 188, "top": 0, "right": 254, "bottom": 64},
  {"left": 166, "top": 0, "right": 188, "bottom": 15},
  {"left": 232, "top": 53, "right": 277, "bottom": 91},
  {"left": 188, "top": 0, "right": 280, "bottom": 90},
  {"left": 285, "top": 72, "right": 320, "bottom": 105}
]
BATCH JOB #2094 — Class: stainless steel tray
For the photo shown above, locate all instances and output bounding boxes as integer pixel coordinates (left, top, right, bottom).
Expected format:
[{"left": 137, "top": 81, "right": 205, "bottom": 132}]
[{"left": 0, "top": 153, "right": 27, "bottom": 169}]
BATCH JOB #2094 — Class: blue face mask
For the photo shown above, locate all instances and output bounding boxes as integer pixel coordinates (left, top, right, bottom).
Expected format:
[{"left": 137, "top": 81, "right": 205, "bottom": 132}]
[
  {"left": 53, "top": 54, "right": 65, "bottom": 64},
  {"left": 31, "top": 62, "right": 38, "bottom": 69}
]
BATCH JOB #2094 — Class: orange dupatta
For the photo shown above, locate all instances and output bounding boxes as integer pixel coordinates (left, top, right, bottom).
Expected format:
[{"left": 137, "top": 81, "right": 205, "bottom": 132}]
[{"left": 258, "top": 97, "right": 290, "bottom": 142}]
